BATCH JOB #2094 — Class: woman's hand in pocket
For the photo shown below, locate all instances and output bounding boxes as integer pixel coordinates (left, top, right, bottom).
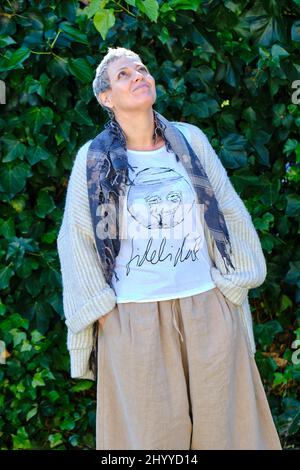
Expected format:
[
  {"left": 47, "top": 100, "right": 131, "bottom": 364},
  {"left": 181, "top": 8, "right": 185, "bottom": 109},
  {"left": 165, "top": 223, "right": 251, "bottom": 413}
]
[
  {"left": 98, "top": 313, "right": 109, "bottom": 329},
  {"left": 98, "top": 307, "right": 115, "bottom": 328}
]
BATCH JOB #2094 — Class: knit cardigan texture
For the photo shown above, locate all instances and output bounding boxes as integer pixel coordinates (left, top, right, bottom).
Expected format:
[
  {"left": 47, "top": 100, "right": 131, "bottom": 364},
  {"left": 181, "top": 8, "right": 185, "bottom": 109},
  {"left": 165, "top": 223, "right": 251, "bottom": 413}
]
[{"left": 57, "top": 122, "right": 267, "bottom": 380}]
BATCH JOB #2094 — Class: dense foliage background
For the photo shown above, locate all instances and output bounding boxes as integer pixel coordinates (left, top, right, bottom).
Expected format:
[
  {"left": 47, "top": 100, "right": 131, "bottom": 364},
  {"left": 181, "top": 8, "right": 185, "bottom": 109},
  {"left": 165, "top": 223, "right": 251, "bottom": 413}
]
[{"left": 0, "top": 0, "right": 299, "bottom": 450}]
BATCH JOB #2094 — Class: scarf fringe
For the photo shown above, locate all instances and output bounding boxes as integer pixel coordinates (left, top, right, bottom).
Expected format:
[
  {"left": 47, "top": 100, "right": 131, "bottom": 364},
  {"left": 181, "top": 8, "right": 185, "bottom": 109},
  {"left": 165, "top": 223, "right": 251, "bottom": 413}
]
[{"left": 88, "top": 321, "right": 99, "bottom": 379}]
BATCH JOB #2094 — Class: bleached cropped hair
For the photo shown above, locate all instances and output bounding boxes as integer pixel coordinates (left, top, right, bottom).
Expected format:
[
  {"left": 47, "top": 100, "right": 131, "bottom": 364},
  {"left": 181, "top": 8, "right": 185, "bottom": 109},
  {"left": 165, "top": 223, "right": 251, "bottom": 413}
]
[{"left": 92, "top": 46, "right": 142, "bottom": 118}]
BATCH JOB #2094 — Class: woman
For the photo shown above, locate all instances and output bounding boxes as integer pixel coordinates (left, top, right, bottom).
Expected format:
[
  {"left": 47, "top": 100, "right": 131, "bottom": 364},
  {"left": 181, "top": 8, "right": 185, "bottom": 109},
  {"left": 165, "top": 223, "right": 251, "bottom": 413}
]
[{"left": 57, "top": 46, "right": 282, "bottom": 450}]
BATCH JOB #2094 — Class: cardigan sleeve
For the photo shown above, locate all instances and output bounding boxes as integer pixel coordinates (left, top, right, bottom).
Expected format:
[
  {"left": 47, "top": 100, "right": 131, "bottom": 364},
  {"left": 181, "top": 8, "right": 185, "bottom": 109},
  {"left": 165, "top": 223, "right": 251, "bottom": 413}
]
[
  {"left": 56, "top": 142, "right": 116, "bottom": 380},
  {"left": 66, "top": 326, "right": 95, "bottom": 380},
  {"left": 188, "top": 123, "right": 267, "bottom": 305},
  {"left": 56, "top": 222, "right": 116, "bottom": 380},
  {"left": 56, "top": 141, "right": 117, "bottom": 335},
  {"left": 57, "top": 224, "right": 116, "bottom": 334}
]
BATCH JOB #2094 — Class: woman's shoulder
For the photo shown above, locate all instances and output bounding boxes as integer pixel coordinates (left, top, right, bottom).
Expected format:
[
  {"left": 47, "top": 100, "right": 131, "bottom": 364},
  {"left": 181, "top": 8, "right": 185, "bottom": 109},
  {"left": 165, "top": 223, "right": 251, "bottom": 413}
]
[
  {"left": 74, "top": 139, "right": 93, "bottom": 165},
  {"left": 171, "top": 121, "right": 219, "bottom": 170},
  {"left": 69, "top": 139, "right": 93, "bottom": 180},
  {"left": 171, "top": 120, "right": 208, "bottom": 145}
]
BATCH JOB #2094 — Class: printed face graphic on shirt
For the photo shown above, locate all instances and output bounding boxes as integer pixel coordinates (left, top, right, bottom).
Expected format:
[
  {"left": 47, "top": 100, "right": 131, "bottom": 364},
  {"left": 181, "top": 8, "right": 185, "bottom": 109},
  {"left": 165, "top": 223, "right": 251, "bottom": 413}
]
[{"left": 127, "top": 167, "right": 196, "bottom": 229}]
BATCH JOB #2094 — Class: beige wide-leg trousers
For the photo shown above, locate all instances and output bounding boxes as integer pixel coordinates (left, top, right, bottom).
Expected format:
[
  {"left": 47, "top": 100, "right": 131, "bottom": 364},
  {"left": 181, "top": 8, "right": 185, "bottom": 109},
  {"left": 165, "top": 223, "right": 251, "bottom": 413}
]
[{"left": 96, "top": 286, "right": 282, "bottom": 450}]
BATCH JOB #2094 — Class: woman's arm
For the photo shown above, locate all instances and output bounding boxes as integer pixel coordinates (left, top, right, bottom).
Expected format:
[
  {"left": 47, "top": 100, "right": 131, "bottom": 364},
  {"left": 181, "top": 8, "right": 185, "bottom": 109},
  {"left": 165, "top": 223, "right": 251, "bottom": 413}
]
[
  {"left": 57, "top": 141, "right": 116, "bottom": 334},
  {"left": 57, "top": 224, "right": 116, "bottom": 334},
  {"left": 187, "top": 123, "right": 267, "bottom": 305},
  {"left": 56, "top": 142, "right": 116, "bottom": 379},
  {"left": 66, "top": 325, "right": 95, "bottom": 380}
]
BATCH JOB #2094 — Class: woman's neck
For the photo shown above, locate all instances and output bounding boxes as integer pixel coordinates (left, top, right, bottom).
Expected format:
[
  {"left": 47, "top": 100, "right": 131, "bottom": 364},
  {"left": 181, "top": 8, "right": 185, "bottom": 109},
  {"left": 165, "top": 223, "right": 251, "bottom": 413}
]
[
  {"left": 114, "top": 109, "right": 162, "bottom": 150},
  {"left": 127, "top": 135, "right": 165, "bottom": 151}
]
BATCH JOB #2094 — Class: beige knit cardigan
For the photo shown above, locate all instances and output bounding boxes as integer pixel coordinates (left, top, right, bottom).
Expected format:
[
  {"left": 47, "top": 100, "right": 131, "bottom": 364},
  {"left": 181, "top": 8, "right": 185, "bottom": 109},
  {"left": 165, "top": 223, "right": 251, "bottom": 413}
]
[{"left": 56, "top": 122, "right": 267, "bottom": 380}]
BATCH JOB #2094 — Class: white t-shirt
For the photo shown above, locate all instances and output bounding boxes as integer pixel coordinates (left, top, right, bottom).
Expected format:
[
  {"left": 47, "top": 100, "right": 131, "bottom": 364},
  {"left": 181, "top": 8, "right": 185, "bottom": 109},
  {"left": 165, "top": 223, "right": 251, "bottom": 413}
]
[{"left": 112, "top": 122, "right": 216, "bottom": 303}]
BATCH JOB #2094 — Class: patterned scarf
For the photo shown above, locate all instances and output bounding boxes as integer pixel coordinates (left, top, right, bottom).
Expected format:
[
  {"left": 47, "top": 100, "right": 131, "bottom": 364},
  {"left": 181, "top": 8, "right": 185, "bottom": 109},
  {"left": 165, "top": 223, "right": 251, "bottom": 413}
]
[{"left": 86, "top": 109, "right": 235, "bottom": 378}]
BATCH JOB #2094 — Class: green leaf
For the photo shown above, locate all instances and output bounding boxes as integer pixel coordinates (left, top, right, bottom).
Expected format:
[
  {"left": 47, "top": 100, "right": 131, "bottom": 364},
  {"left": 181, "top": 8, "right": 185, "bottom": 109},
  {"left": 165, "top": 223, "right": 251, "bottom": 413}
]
[
  {"left": 271, "top": 44, "right": 289, "bottom": 59},
  {"left": 259, "top": 179, "right": 281, "bottom": 207},
  {"left": 20, "top": 340, "right": 33, "bottom": 353},
  {"left": 26, "top": 146, "right": 51, "bottom": 166},
  {"left": 283, "top": 139, "right": 298, "bottom": 156},
  {"left": 48, "top": 390, "right": 60, "bottom": 402},
  {"left": 244, "top": 6, "right": 285, "bottom": 46},
  {"left": 6, "top": 238, "right": 26, "bottom": 266},
  {"left": 220, "top": 133, "right": 248, "bottom": 169},
  {"left": 60, "top": 417, "right": 76, "bottom": 431},
  {"left": 8, "top": 237, "right": 38, "bottom": 256},
  {"left": 26, "top": 406, "right": 38, "bottom": 421},
  {"left": 1, "top": 312, "right": 29, "bottom": 330},
  {"left": 28, "top": 301, "right": 51, "bottom": 333},
  {"left": 17, "top": 257, "right": 39, "bottom": 279},
  {"left": 1, "top": 140, "right": 26, "bottom": 163},
  {"left": 93, "top": 9, "right": 115, "bottom": 40},
  {"left": 48, "top": 433, "right": 63, "bottom": 448},
  {"left": 223, "top": 0, "right": 241, "bottom": 14},
  {"left": 139, "top": 0, "right": 159, "bottom": 21},
  {"left": 186, "top": 65, "right": 214, "bottom": 90},
  {"left": 71, "top": 380, "right": 94, "bottom": 392},
  {"left": 285, "top": 194, "right": 300, "bottom": 217},
  {"left": 158, "top": 26, "right": 170, "bottom": 44},
  {"left": 24, "top": 107, "right": 54, "bottom": 134},
  {"left": 0, "top": 35, "right": 16, "bottom": 47},
  {"left": 0, "top": 264, "right": 14, "bottom": 289},
  {"left": 183, "top": 92, "right": 219, "bottom": 119},
  {"left": 36, "top": 191, "right": 56, "bottom": 218},
  {"left": 55, "top": 121, "right": 71, "bottom": 145},
  {"left": 255, "top": 321, "right": 283, "bottom": 347},
  {"left": 83, "top": 0, "right": 108, "bottom": 18},
  {"left": 285, "top": 261, "right": 300, "bottom": 286},
  {"left": 24, "top": 74, "right": 50, "bottom": 100},
  {"left": 0, "top": 300, "right": 6, "bottom": 316},
  {"left": 0, "top": 163, "right": 32, "bottom": 199},
  {"left": 168, "top": 0, "right": 201, "bottom": 11},
  {"left": 69, "top": 434, "right": 79, "bottom": 446},
  {"left": 288, "top": 410, "right": 300, "bottom": 435},
  {"left": 11, "top": 330, "right": 27, "bottom": 347},
  {"left": 278, "top": 398, "right": 300, "bottom": 436},
  {"left": 74, "top": 101, "right": 94, "bottom": 126},
  {"left": 273, "top": 372, "right": 287, "bottom": 386},
  {"left": 23, "top": 31, "right": 43, "bottom": 48},
  {"left": 12, "top": 427, "right": 31, "bottom": 450},
  {"left": 59, "top": 22, "right": 88, "bottom": 45},
  {"left": 0, "top": 218, "right": 15, "bottom": 238},
  {"left": 41, "top": 229, "right": 58, "bottom": 244},
  {"left": 57, "top": 0, "right": 78, "bottom": 22},
  {"left": 10, "top": 194, "right": 26, "bottom": 213},
  {"left": 251, "top": 130, "right": 271, "bottom": 165},
  {"left": 68, "top": 58, "right": 94, "bottom": 83},
  {"left": 253, "top": 212, "right": 274, "bottom": 231},
  {"left": 32, "top": 371, "right": 46, "bottom": 388},
  {"left": 280, "top": 294, "right": 293, "bottom": 312},
  {"left": 0, "top": 46, "right": 31, "bottom": 72},
  {"left": 31, "top": 330, "right": 45, "bottom": 344}
]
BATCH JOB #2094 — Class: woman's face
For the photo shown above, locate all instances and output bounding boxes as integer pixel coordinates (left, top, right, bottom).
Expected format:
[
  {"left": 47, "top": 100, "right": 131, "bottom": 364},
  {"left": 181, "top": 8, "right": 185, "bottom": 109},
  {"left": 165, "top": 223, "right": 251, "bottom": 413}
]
[{"left": 99, "top": 56, "right": 156, "bottom": 116}]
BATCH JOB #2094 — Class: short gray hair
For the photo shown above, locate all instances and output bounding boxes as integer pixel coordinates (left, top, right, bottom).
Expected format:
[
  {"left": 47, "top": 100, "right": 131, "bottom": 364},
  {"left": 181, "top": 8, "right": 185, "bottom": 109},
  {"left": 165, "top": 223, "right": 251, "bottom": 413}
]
[{"left": 92, "top": 46, "right": 142, "bottom": 119}]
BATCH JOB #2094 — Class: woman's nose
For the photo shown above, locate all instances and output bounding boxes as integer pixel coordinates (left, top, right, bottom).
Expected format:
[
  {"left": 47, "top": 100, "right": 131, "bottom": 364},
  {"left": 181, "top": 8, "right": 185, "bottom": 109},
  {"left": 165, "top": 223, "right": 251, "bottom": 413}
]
[{"left": 134, "top": 70, "right": 145, "bottom": 80}]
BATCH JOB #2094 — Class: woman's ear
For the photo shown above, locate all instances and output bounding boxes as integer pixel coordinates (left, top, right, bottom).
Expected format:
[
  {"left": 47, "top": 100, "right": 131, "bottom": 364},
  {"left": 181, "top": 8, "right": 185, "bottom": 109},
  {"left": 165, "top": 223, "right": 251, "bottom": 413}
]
[{"left": 99, "top": 90, "right": 113, "bottom": 109}]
